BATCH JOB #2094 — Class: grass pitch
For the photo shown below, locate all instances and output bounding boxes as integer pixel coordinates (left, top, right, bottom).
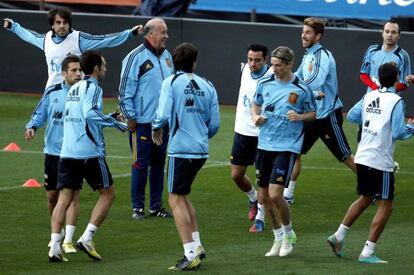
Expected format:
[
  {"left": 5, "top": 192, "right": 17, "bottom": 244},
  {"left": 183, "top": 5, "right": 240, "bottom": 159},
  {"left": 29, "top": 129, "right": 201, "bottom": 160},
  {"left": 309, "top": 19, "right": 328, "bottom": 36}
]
[{"left": 0, "top": 92, "right": 413, "bottom": 274}]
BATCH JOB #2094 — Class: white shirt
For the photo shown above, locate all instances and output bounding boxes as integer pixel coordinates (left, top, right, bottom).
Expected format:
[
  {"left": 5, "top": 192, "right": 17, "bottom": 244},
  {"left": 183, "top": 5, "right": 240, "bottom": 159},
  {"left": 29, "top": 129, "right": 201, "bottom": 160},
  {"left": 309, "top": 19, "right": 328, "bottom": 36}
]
[{"left": 234, "top": 64, "right": 272, "bottom": 136}]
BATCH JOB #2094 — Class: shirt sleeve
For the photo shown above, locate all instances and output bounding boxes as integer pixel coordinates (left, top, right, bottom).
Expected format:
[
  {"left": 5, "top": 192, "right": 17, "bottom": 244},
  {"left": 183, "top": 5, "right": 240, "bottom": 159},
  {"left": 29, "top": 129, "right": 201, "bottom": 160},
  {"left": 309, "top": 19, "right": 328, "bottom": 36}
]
[
  {"left": 398, "top": 50, "right": 411, "bottom": 86},
  {"left": 9, "top": 21, "right": 45, "bottom": 50},
  {"left": 152, "top": 78, "right": 173, "bottom": 131},
  {"left": 84, "top": 85, "right": 127, "bottom": 132},
  {"left": 207, "top": 87, "right": 220, "bottom": 139},
  {"left": 118, "top": 53, "right": 139, "bottom": 120},
  {"left": 294, "top": 56, "right": 305, "bottom": 79},
  {"left": 25, "top": 94, "right": 48, "bottom": 130},
  {"left": 360, "top": 47, "right": 372, "bottom": 75},
  {"left": 391, "top": 99, "right": 412, "bottom": 140},
  {"left": 347, "top": 98, "right": 364, "bottom": 124},
  {"left": 253, "top": 82, "right": 264, "bottom": 106},
  {"left": 79, "top": 29, "right": 133, "bottom": 52}
]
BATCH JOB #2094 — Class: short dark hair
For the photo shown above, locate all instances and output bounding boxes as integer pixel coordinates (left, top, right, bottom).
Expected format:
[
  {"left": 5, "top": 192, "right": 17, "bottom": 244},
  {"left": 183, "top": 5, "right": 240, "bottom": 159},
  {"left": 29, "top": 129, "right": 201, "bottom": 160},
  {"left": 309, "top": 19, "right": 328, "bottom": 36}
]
[
  {"left": 61, "top": 54, "right": 80, "bottom": 72},
  {"left": 304, "top": 17, "right": 325, "bottom": 37},
  {"left": 247, "top": 44, "right": 268, "bottom": 58},
  {"left": 48, "top": 7, "right": 72, "bottom": 29},
  {"left": 384, "top": 19, "right": 401, "bottom": 34},
  {"left": 80, "top": 51, "right": 103, "bottom": 75},
  {"left": 378, "top": 62, "right": 398, "bottom": 88},
  {"left": 173, "top": 42, "right": 198, "bottom": 73}
]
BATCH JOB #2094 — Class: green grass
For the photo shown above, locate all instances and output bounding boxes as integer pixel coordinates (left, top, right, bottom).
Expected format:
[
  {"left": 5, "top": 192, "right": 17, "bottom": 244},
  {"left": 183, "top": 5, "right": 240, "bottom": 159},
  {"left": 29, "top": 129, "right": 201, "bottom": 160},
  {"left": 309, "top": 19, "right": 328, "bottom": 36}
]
[{"left": 1, "top": 92, "right": 413, "bottom": 274}]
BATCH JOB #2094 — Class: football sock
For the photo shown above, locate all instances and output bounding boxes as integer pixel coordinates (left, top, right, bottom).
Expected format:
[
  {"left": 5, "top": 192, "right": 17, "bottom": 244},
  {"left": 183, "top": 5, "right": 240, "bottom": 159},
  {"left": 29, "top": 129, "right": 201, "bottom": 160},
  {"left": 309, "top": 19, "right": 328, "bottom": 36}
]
[
  {"left": 334, "top": 224, "right": 349, "bottom": 241},
  {"left": 192, "top": 231, "right": 202, "bottom": 247},
  {"left": 272, "top": 227, "right": 284, "bottom": 240},
  {"left": 246, "top": 187, "right": 257, "bottom": 202},
  {"left": 50, "top": 233, "right": 61, "bottom": 255},
  {"left": 81, "top": 223, "right": 98, "bottom": 243},
  {"left": 256, "top": 203, "right": 265, "bottom": 221},
  {"left": 183, "top": 241, "right": 197, "bottom": 261},
  {"left": 361, "top": 240, "right": 376, "bottom": 257},
  {"left": 282, "top": 222, "right": 293, "bottom": 236},
  {"left": 283, "top": 181, "right": 296, "bottom": 198},
  {"left": 64, "top": 225, "right": 76, "bottom": 243}
]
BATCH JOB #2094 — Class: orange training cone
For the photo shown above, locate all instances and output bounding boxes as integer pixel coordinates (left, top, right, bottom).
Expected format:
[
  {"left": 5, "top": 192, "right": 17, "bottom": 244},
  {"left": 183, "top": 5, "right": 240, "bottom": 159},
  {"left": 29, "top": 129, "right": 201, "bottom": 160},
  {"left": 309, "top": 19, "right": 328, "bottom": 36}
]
[
  {"left": 3, "top": 142, "right": 21, "bottom": 152},
  {"left": 22, "top": 179, "right": 42, "bottom": 188}
]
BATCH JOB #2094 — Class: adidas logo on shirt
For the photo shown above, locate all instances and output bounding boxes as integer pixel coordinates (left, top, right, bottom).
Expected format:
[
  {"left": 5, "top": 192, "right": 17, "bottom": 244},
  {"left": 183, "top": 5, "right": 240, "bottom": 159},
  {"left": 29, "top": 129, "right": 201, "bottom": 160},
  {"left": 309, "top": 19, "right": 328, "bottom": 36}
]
[{"left": 366, "top": 97, "right": 381, "bottom": 114}]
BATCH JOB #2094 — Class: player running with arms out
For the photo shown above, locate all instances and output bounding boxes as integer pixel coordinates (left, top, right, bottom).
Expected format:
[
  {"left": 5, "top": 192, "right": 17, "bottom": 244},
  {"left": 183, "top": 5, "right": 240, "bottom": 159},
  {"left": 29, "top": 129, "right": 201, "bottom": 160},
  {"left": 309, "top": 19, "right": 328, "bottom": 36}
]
[
  {"left": 48, "top": 51, "right": 127, "bottom": 262},
  {"left": 25, "top": 55, "right": 82, "bottom": 254},
  {"left": 3, "top": 7, "right": 142, "bottom": 88},
  {"left": 230, "top": 44, "right": 273, "bottom": 232},
  {"left": 152, "top": 42, "right": 220, "bottom": 271},
  {"left": 327, "top": 63, "right": 414, "bottom": 264},
  {"left": 252, "top": 46, "right": 316, "bottom": 257}
]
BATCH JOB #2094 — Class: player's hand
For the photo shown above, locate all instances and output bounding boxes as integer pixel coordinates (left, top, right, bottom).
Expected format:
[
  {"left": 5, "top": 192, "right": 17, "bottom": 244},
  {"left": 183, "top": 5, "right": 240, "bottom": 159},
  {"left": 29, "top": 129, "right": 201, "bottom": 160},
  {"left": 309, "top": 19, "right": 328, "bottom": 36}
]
[
  {"left": 24, "top": 128, "right": 35, "bottom": 140},
  {"left": 152, "top": 129, "right": 163, "bottom": 146},
  {"left": 127, "top": 119, "right": 136, "bottom": 132},
  {"left": 3, "top": 18, "right": 12, "bottom": 29},
  {"left": 132, "top": 24, "right": 144, "bottom": 36},
  {"left": 406, "top": 75, "right": 414, "bottom": 86},
  {"left": 407, "top": 118, "right": 414, "bottom": 126},
  {"left": 287, "top": 110, "right": 301, "bottom": 121},
  {"left": 252, "top": 114, "right": 266, "bottom": 126},
  {"left": 313, "top": 91, "right": 325, "bottom": 100}
]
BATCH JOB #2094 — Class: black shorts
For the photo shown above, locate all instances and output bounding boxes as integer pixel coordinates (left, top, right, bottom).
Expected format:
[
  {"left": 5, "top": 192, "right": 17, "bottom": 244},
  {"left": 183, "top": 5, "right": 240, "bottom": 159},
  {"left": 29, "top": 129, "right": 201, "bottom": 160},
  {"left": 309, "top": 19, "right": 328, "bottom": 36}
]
[
  {"left": 167, "top": 157, "right": 206, "bottom": 195},
  {"left": 57, "top": 157, "right": 113, "bottom": 191},
  {"left": 356, "top": 164, "right": 395, "bottom": 200},
  {"left": 44, "top": 154, "right": 60, "bottom": 191},
  {"left": 255, "top": 149, "right": 297, "bottom": 188},
  {"left": 230, "top": 132, "right": 258, "bottom": 166},
  {"left": 301, "top": 108, "right": 351, "bottom": 161}
]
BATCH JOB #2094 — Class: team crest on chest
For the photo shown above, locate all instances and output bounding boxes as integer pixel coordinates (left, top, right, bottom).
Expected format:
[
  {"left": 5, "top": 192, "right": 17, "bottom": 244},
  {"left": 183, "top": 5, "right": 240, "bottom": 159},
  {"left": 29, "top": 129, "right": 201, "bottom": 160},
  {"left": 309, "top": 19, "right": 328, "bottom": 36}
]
[
  {"left": 145, "top": 62, "right": 153, "bottom": 70},
  {"left": 166, "top": 58, "right": 172, "bottom": 67},
  {"left": 308, "top": 60, "right": 313, "bottom": 72},
  {"left": 288, "top": 92, "right": 298, "bottom": 104}
]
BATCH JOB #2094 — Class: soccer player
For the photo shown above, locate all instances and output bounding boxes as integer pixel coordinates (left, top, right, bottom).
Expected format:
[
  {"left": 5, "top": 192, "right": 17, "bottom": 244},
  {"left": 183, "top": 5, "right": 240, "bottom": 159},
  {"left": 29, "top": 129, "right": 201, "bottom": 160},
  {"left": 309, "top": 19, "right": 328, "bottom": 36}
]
[
  {"left": 230, "top": 44, "right": 273, "bottom": 232},
  {"left": 284, "top": 17, "right": 356, "bottom": 203},
  {"left": 3, "top": 7, "right": 141, "bottom": 88},
  {"left": 25, "top": 55, "right": 82, "bottom": 254},
  {"left": 48, "top": 51, "right": 127, "bottom": 262},
  {"left": 252, "top": 46, "right": 316, "bottom": 257},
  {"left": 360, "top": 19, "right": 411, "bottom": 94},
  {"left": 327, "top": 63, "right": 414, "bottom": 264},
  {"left": 119, "top": 18, "right": 174, "bottom": 220},
  {"left": 152, "top": 42, "right": 220, "bottom": 270}
]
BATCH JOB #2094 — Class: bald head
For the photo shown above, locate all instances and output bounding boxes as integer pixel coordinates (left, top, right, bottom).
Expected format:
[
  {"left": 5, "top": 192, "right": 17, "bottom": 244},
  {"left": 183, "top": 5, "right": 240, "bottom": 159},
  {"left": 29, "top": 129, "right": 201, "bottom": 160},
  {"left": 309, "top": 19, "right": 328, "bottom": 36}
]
[{"left": 143, "top": 18, "right": 168, "bottom": 50}]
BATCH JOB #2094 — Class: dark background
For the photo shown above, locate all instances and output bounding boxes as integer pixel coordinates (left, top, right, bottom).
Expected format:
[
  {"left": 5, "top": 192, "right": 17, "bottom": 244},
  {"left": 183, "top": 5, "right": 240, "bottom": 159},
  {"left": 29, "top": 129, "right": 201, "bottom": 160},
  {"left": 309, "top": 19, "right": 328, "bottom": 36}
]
[{"left": 1, "top": 9, "right": 413, "bottom": 114}]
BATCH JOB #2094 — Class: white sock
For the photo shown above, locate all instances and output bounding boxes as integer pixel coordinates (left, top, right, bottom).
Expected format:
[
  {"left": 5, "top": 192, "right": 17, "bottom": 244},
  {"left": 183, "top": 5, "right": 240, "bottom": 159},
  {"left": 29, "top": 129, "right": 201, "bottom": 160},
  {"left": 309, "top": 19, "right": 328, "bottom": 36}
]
[
  {"left": 282, "top": 222, "right": 293, "bottom": 236},
  {"left": 255, "top": 203, "right": 265, "bottom": 221},
  {"left": 334, "top": 224, "right": 349, "bottom": 242},
  {"left": 246, "top": 187, "right": 257, "bottom": 202},
  {"left": 50, "top": 233, "right": 61, "bottom": 255},
  {"left": 192, "top": 231, "right": 202, "bottom": 247},
  {"left": 64, "top": 225, "right": 76, "bottom": 244},
  {"left": 81, "top": 223, "right": 98, "bottom": 243},
  {"left": 272, "top": 227, "right": 284, "bottom": 240},
  {"left": 283, "top": 181, "right": 296, "bottom": 198},
  {"left": 361, "top": 240, "right": 376, "bottom": 257},
  {"left": 183, "top": 241, "right": 197, "bottom": 260}
]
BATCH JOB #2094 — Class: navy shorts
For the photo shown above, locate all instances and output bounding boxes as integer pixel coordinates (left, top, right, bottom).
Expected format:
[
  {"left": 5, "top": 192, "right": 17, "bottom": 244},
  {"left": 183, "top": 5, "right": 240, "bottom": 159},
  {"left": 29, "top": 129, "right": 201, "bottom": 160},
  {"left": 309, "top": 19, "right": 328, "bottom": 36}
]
[
  {"left": 255, "top": 149, "right": 297, "bottom": 188},
  {"left": 57, "top": 157, "right": 113, "bottom": 191},
  {"left": 301, "top": 108, "right": 351, "bottom": 161},
  {"left": 356, "top": 164, "right": 395, "bottom": 200},
  {"left": 44, "top": 154, "right": 59, "bottom": 191},
  {"left": 230, "top": 132, "right": 258, "bottom": 166},
  {"left": 167, "top": 157, "right": 206, "bottom": 195}
]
